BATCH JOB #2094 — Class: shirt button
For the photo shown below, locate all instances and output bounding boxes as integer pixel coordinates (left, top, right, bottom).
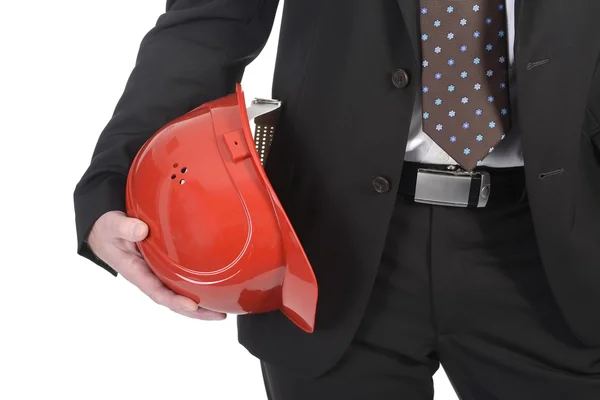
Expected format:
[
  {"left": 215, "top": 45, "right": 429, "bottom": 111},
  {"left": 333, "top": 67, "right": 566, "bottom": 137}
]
[
  {"left": 392, "top": 69, "right": 410, "bottom": 89},
  {"left": 372, "top": 176, "right": 391, "bottom": 193}
]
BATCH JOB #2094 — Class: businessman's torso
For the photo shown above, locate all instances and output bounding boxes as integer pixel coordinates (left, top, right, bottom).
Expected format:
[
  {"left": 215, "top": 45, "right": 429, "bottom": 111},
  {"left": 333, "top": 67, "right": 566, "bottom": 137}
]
[{"left": 255, "top": 0, "right": 600, "bottom": 353}]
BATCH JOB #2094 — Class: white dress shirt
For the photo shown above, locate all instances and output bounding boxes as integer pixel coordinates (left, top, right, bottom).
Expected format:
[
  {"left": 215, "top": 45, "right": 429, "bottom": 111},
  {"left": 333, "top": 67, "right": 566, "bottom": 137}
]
[{"left": 405, "top": 0, "right": 523, "bottom": 167}]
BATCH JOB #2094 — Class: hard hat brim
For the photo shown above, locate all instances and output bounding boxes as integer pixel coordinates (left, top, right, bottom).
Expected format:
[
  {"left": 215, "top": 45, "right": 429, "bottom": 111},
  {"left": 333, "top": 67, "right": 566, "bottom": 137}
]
[{"left": 236, "top": 84, "right": 318, "bottom": 333}]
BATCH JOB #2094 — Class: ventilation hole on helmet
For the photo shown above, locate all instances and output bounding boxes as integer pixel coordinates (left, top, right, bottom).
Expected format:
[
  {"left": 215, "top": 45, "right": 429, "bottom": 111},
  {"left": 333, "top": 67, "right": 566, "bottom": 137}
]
[
  {"left": 180, "top": 179, "right": 185, "bottom": 185},
  {"left": 234, "top": 141, "right": 238, "bottom": 145},
  {"left": 173, "top": 163, "right": 178, "bottom": 168},
  {"left": 171, "top": 174, "right": 176, "bottom": 179},
  {"left": 181, "top": 167, "right": 188, "bottom": 174}
]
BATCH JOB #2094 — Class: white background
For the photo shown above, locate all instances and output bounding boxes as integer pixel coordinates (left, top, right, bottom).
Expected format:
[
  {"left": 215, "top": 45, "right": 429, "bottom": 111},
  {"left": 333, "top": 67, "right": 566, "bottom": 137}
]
[{"left": 1, "top": 1, "right": 457, "bottom": 398}]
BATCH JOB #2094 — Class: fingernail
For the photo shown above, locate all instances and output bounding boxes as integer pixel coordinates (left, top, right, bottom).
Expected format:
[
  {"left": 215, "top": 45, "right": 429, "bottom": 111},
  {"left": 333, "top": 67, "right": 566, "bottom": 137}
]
[
  {"left": 133, "top": 223, "right": 145, "bottom": 237},
  {"left": 182, "top": 302, "right": 198, "bottom": 312}
]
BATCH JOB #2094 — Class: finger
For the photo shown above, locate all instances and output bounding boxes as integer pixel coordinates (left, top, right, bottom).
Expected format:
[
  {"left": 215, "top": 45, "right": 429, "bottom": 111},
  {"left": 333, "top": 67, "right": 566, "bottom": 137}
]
[
  {"left": 108, "top": 213, "right": 149, "bottom": 242},
  {"left": 115, "top": 237, "right": 142, "bottom": 255},
  {"left": 171, "top": 308, "right": 227, "bottom": 321},
  {"left": 119, "top": 255, "right": 199, "bottom": 312}
]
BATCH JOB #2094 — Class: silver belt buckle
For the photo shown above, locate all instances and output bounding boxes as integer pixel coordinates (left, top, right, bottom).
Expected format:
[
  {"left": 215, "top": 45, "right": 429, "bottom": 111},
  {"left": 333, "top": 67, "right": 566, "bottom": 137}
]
[{"left": 414, "top": 166, "right": 491, "bottom": 208}]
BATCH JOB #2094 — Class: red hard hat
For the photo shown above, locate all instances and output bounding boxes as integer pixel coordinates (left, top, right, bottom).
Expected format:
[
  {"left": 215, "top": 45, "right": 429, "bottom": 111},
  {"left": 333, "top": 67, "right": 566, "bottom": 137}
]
[{"left": 125, "top": 83, "right": 318, "bottom": 333}]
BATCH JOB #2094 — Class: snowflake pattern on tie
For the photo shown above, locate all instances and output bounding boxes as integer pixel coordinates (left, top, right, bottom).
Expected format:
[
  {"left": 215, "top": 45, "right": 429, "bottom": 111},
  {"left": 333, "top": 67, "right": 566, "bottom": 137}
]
[{"left": 419, "top": 0, "right": 511, "bottom": 170}]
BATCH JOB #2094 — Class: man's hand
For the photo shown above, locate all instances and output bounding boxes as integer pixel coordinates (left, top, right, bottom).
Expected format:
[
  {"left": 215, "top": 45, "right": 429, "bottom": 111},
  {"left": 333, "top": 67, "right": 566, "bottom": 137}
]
[{"left": 87, "top": 210, "right": 226, "bottom": 321}]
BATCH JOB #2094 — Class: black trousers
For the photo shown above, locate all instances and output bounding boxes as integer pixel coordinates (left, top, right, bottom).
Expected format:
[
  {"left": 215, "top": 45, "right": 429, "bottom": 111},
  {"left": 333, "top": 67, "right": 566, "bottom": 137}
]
[{"left": 262, "top": 165, "right": 600, "bottom": 399}]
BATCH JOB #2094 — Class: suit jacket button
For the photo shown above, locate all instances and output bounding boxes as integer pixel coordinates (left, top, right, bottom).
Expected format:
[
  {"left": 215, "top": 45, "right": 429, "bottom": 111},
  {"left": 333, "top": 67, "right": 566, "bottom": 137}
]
[
  {"left": 373, "top": 177, "right": 391, "bottom": 193},
  {"left": 392, "top": 69, "right": 410, "bottom": 89}
]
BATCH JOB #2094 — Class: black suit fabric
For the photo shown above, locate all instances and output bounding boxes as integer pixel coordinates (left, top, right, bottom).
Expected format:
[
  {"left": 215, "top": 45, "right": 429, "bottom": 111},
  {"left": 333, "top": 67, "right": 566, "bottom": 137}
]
[{"left": 262, "top": 188, "right": 600, "bottom": 399}]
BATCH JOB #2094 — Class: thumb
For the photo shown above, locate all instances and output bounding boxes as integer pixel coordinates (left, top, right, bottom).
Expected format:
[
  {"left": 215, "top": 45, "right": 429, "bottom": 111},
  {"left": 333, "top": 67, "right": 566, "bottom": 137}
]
[{"left": 112, "top": 214, "right": 149, "bottom": 242}]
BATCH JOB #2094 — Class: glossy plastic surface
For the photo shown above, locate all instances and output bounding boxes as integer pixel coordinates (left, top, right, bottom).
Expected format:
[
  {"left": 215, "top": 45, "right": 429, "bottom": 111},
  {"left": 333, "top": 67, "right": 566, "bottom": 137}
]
[{"left": 125, "top": 84, "right": 318, "bottom": 333}]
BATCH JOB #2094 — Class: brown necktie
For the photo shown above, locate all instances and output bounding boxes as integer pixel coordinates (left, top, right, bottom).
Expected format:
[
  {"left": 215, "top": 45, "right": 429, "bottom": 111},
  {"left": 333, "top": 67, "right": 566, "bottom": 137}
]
[{"left": 419, "top": 1, "right": 511, "bottom": 171}]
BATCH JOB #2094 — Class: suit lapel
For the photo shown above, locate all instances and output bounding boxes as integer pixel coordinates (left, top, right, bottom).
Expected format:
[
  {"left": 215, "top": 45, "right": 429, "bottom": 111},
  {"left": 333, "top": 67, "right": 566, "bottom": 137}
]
[{"left": 396, "top": 0, "right": 419, "bottom": 61}]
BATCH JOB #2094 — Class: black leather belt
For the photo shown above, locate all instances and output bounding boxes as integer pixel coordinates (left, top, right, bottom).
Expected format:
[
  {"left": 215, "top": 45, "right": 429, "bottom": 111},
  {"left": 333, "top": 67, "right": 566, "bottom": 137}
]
[{"left": 399, "top": 161, "right": 526, "bottom": 208}]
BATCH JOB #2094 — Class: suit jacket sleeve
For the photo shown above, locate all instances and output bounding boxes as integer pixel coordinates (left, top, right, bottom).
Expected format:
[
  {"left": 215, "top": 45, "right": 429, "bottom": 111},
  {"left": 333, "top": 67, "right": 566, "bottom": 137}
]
[{"left": 73, "top": 0, "right": 280, "bottom": 276}]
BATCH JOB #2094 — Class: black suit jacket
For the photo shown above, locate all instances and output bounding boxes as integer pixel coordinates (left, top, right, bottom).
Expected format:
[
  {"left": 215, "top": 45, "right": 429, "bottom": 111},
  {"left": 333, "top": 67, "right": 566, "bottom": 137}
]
[{"left": 74, "top": 0, "right": 600, "bottom": 378}]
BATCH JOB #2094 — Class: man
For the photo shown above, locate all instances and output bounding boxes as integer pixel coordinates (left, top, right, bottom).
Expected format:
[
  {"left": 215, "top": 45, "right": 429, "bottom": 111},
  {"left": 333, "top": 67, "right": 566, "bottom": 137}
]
[{"left": 74, "top": 0, "right": 600, "bottom": 398}]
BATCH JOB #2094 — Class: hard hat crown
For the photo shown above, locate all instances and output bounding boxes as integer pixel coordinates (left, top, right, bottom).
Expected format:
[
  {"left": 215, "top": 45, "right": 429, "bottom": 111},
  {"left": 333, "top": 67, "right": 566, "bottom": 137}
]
[{"left": 126, "top": 84, "right": 318, "bottom": 332}]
